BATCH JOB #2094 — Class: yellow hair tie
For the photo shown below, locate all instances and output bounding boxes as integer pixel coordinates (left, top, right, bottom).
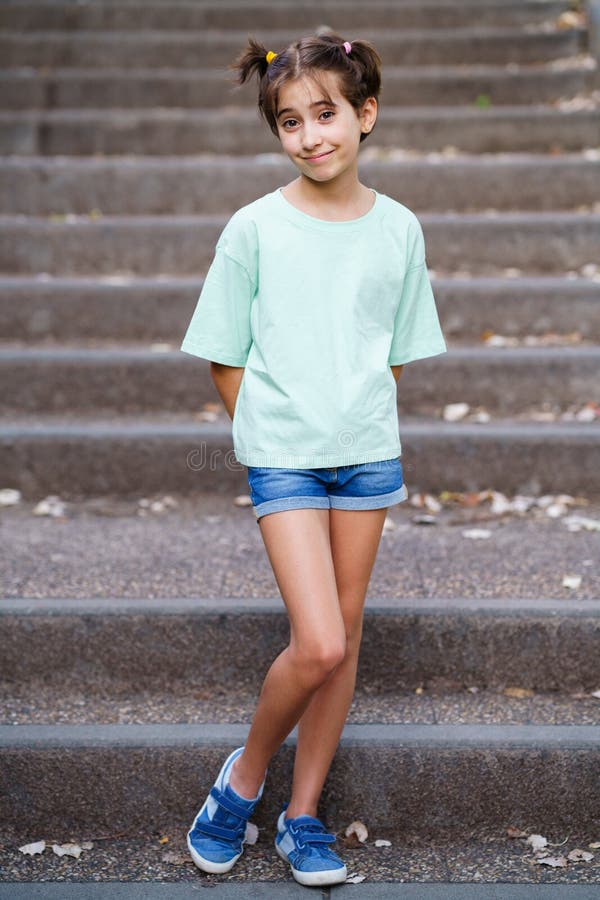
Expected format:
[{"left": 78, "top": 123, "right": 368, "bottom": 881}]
[{"left": 265, "top": 50, "right": 278, "bottom": 64}]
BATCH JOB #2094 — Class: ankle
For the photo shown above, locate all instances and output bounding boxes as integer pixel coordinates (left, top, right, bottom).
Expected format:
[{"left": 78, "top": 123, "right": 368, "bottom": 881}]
[
  {"left": 229, "top": 756, "right": 265, "bottom": 800},
  {"left": 285, "top": 804, "right": 318, "bottom": 820}
]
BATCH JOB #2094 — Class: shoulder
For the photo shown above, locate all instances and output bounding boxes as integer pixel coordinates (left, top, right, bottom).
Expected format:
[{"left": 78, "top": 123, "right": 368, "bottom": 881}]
[
  {"left": 375, "top": 193, "right": 428, "bottom": 268},
  {"left": 217, "top": 190, "right": 277, "bottom": 251},
  {"left": 223, "top": 190, "right": 278, "bottom": 229},
  {"left": 377, "top": 192, "right": 423, "bottom": 234}
]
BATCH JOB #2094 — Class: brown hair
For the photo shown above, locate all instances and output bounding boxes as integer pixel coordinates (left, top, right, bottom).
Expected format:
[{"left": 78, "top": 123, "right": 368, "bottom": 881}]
[{"left": 227, "top": 31, "right": 382, "bottom": 144}]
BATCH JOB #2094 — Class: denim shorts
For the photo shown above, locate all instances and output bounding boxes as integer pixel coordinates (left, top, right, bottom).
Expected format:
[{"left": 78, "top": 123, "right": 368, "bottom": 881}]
[{"left": 247, "top": 457, "right": 408, "bottom": 522}]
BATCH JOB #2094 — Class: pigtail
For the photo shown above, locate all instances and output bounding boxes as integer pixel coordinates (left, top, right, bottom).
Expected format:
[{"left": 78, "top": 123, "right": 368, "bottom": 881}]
[
  {"left": 227, "top": 34, "right": 274, "bottom": 88},
  {"left": 319, "top": 32, "right": 382, "bottom": 99},
  {"left": 343, "top": 39, "right": 382, "bottom": 98},
  {"left": 307, "top": 31, "right": 382, "bottom": 111}
]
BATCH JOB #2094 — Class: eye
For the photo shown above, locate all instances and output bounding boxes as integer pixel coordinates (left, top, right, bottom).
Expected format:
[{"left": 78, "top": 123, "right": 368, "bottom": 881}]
[{"left": 281, "top": 110, "right": 334, "bottom": 129}]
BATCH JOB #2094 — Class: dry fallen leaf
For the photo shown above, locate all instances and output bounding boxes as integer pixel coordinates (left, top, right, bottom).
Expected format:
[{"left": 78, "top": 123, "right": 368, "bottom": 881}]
[
  {"left": 410, "top": 492, "right": 442, "bottom": 513},
  {"left": 556, "top": 10, "right": 585, "bottom": 28},
  {"left": 443, "top": 402, "right": 470, "bottom": 421},
  {"left": 462, "top": 528, "right": 492, "bottom": 540},
  {"left": 533, "top": 855, "right": 568, "bottom": 867},
  {"left": 564, "top": 516, "right": 600, "bottom": 533},
  {"left": 52, "top": 843, "right": 83, "bottom": 859},
  {"left": 527, "top": 834, "right": 548, "bottom": 852},
  {"left": 506, "top": 826, "right": 528, "bottom": 838},
  {"left": 33, "top": 495, "right": 66, "bottom": 518},
  {"left": 503, "top": 687, "right": 534, "bottom": 699},
  {"left": 567, "top": 848, "right": 594, "bottom": 862},
  {"left": 345, "top": 820, "right": 368, "bottom": 843},
  {"left": 158, "top": 835, "right": 169, "bottom": 845},
  {"left": 18, "top": 840, "right": 45, "bottom": 855},
  {"left": 483, "top": 333, "right": 519, "bottom": 347},
  {"left": 423, "top": 494, "right": 442, "bottom": 513},
  {"left": 0, "top": 488, "right": 21, "bottom": 507}
]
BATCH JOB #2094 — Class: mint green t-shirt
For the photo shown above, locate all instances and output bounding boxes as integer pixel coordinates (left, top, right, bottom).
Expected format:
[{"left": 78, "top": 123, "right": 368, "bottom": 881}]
[{"left": 180, "top": 186, "right": 447, "bottom": 468}]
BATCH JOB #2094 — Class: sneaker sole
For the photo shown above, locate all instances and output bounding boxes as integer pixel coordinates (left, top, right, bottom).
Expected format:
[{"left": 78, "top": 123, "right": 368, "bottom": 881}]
[
  {"left": 275, "top": 838, "right": 348, "bottom": 887},
  {"left": 187, "top": 746, "right": 246, "bottom": 874}
]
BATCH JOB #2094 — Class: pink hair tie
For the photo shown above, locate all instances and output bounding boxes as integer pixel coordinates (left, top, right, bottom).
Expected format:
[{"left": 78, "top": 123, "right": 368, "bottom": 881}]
[{"left": 343, "top": 41, "right": 352, "bottom": 55}]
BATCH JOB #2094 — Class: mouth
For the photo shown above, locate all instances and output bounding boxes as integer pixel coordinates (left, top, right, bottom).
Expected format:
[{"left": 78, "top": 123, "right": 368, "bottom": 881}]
[{"left": 304, "top": 150, "right": 334, "bottom": 161}]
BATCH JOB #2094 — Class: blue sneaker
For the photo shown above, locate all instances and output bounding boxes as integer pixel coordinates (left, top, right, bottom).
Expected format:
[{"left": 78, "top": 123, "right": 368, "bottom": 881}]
[
  {"left": 275, "top": 802, "right": 348, "bottom": 886},
  {"left": 187, "top": 746, "right": 267, "bottom": 874}
]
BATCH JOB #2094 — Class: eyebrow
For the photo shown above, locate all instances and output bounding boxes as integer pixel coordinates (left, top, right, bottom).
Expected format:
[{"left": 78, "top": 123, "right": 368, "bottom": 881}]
[{"left": 276, "top": 100, "right": 338, "bottom": 120}]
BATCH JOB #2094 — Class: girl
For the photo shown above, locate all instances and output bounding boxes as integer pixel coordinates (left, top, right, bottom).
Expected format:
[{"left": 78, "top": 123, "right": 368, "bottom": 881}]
[{"left": 180, "top": 31, "right": 447, "bottom": 888}]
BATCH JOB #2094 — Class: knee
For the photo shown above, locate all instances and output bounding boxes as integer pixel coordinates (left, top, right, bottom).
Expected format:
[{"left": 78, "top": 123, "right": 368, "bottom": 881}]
[{"left": 291, "top": 637, "right": 347, "bottom": 684}]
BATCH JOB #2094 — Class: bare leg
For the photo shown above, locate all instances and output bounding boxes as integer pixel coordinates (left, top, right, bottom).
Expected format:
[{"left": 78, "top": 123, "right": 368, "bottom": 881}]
[
  {"left": 228, "top": 507, "right": 347, "bottom": 800},
  {"left": 285, "top": 506, "right": 389, "bottom": 818}
]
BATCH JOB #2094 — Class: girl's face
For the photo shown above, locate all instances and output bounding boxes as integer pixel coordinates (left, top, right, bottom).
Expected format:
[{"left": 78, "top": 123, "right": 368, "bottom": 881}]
[{"left": 274, "top": 71, "right": 377, "bottom": 184}]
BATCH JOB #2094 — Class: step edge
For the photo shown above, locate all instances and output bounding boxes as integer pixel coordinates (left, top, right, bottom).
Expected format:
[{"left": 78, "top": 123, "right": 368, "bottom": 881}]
[
  {"left": 1, "top": 721, "right": 599, "bottom": 749},
  {"left": 2, "top": 596, "right": 600, "bottom": 616}
]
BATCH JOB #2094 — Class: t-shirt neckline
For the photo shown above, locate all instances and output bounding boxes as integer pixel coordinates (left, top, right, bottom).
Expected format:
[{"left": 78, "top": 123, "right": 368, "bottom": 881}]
[{"left": 275, "top": 186, "right": 381, "bottom": 229}]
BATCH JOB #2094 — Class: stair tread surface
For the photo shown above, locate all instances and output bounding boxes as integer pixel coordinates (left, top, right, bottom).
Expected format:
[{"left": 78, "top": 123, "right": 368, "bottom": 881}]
[
  {"left": 2, "top": 492, "right": 599, "bottom": 600},
  {"left": 1, "top": 830, "right": 599, "bottom": 888},
  {"left": 2, "top": 686, "right": 599, "bottom": 727}
]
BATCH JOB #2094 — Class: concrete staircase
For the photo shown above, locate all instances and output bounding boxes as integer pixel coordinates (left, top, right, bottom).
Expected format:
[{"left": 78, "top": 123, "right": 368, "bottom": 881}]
[{"left": 1, "top": 0, "right": 599, "bottom": 895}]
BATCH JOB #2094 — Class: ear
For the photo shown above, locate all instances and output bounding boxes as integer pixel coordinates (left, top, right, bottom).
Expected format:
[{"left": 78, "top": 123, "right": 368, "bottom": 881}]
[{"left": 359, "top": 96, "right": 378, "bottom": 133}]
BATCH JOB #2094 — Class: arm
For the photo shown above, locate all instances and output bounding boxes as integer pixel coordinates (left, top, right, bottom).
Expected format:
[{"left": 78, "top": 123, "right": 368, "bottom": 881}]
[
  {"left": 390, "top": 364, "right": 404, "bottom": 384},
  {"left": 210, "top": 362, "right": 244, "bottom": 420}
]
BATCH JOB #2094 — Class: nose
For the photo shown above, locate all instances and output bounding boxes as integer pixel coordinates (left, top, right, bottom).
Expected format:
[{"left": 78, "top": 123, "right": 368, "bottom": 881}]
[{"left": 301, "top": 123, "right": 322, "bottom": 153}]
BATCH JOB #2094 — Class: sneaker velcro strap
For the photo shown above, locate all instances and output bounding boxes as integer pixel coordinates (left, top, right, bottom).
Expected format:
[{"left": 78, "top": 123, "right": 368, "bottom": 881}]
[
  {"left": 193, "top": 819, "right": 243, "bottom": 841},
  {"left": 210, "top": 785, "right": 255, "bottom": 819},
  {"left": 296, "top": 831, "right": 336, "bottom": 845}
]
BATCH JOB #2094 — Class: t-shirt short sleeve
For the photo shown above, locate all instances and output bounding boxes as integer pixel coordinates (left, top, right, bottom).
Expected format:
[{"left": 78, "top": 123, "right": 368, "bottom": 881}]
[
  {"left": 180, "top": 213, "right": 257, "bottom": 367},
  {"left": 387, "top": 217, "right": 447, "bottom": 366}
]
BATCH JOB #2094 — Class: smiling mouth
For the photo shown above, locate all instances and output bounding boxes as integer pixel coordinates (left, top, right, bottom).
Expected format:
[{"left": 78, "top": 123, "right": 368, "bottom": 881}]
[{"left": 304, "top": 150, "right": 333, "bottom": 160}]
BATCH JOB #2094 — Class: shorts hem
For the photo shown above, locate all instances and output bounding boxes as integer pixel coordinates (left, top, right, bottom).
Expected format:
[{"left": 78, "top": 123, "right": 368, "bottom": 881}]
[
  {"left": 253, "top": 485, "right": 408, "bottom": 520},
  {"left": 329, "top": 483, "right": 408, "bottom": 510},
  {"left": 253, "top": 495, "right": 330, "bottom": 519}
]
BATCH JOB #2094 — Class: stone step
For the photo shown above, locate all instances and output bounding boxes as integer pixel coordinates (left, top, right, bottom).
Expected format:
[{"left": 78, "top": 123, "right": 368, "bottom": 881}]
[
  {"left": 1, "top": 344, "right": 598, "bottom": 416},
  {"left": 0, "top": 0, "right": 574, "bottom": 31},
  {"left": 3, "top": 491, "right": 598, "bottom": 602},
  {"left": 4, "top": 683, "right": 600, "bottom": 728},
  {"left": 2, "top": 598, "right": 598, "bottom": 693},
  {"left": 3, "top": 154, "right": 600, "bottom": 214},
  {"left": 1, "top": 275, "right": 598, "bottom": 342},
  {"left": 2, "top": 106, "right": 599, "bottom": 155},
  {"left": 1, "top": 723, "right": 598, "bottom": 835},
  {"left": 2, "top": 846, "right": 600, "bottom": 892},
  {"left": 0, "top": 26, "right": 585, "bottom": 69},
  {"left": 2, "top": 62, "right": 595, "bottom": 111},
  {"left": 1, "top": 415, "right": 598, "bottom": 497},
  {"left": 1, "top": 212, "right": 598, "bottom": 274}
]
